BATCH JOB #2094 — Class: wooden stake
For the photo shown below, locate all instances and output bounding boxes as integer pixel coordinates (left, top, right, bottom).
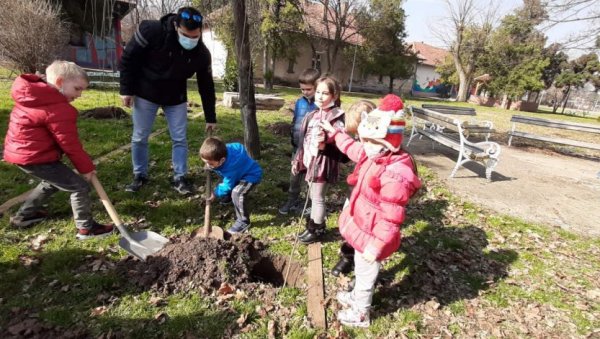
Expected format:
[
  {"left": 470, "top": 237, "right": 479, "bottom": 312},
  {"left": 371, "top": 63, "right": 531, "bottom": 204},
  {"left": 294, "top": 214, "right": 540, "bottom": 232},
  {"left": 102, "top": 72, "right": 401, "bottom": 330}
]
[{"left": 307, "top": 242, "right": 327, "bottom": 329}]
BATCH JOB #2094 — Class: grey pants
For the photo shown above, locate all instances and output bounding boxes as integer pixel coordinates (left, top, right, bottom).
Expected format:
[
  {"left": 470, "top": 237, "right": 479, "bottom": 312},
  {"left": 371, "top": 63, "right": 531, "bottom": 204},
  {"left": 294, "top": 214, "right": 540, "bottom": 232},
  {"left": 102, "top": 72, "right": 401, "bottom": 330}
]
[
  {"left": 231, "top": 181, "right": 256, "bottom": 227},
  {"left": 16, "top": 162, "right": 94, "bottom": 229},
  {"left": 352, "top": 250, "right": 381, "bottom": 311},
  {"left": 309, "top": 182, "right": 327, "bottom": 224}
]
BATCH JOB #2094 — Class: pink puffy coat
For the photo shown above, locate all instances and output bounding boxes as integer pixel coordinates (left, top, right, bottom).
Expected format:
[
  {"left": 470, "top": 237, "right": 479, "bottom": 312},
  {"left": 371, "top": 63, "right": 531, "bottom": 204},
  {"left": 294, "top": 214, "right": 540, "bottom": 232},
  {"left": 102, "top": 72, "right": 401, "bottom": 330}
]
[
  {"left": 3, "top": 74, "right": 95, "bottom": 174},
  {"left": 333, "top": 132, "right": 421, "bottom": 260}
]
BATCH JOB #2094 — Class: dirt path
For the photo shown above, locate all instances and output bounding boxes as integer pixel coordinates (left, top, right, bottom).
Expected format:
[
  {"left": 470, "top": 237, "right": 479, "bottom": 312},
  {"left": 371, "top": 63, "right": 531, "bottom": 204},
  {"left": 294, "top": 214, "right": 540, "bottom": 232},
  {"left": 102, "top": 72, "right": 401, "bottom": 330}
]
[{"left": 407, "top": 138, "right": 600, "bottom": 237}]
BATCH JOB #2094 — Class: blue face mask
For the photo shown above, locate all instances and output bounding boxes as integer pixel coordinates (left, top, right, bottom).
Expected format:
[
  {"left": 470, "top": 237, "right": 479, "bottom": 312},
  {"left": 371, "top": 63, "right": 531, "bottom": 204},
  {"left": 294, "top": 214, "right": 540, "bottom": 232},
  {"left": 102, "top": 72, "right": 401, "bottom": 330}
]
[{"left": 177, "top": 32, "right": 200, "bottom": 50}]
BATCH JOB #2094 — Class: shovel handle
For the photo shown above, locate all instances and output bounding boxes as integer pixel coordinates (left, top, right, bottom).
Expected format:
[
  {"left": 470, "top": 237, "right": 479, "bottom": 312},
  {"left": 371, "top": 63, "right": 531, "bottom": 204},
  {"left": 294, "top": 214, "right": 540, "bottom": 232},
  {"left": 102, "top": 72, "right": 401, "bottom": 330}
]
[
  {"left": 90, "top": 175, "right": 131, "bottom": 239},
  {"left": 204, "top": 129, "right": 213, "bottom": 237}
]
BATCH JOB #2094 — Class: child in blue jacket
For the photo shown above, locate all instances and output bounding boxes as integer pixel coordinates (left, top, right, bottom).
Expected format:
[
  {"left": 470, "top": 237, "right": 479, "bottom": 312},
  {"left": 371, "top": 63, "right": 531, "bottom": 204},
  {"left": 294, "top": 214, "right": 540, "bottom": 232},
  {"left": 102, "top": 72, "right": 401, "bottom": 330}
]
[
  {"left": 279, "top": 68, "right": 321, "bottom": 215},
  {"left": 200, "top": 137, "right": 262, "bottom": 234}
]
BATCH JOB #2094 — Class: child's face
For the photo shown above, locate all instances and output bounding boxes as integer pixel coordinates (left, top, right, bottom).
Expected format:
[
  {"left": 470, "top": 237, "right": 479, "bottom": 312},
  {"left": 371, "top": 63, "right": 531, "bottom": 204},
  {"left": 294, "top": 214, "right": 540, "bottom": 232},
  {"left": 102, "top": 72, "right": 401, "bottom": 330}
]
[
  {"left": 299, "top": 83, "right": 316, "bottom": 99},
  {"left": 56, "top": 76, "right": 88, "bottom": 102},
  {"left": 202, "top": 157, "right": 225, "bottom": 169},
  {"left": 314, "top": 82, "right": 335, "bottom": 108}
]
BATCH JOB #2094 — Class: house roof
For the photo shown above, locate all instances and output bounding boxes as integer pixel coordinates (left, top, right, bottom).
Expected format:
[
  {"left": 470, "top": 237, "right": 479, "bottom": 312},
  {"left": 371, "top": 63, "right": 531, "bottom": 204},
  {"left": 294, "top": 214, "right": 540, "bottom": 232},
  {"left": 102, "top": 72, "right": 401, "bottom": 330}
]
[
  {"left": 409, "top": 42, "right": 449, "bottom": 67},
  {"left": 301, "top": 1, "right": 363, "bottom": 46}
]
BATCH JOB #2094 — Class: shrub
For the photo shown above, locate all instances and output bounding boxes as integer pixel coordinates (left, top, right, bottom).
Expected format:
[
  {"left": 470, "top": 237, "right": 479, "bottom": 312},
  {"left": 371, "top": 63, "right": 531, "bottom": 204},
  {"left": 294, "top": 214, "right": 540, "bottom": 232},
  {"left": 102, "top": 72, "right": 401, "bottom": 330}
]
[{"left": 0, "top": 0, "right": 69, "bottom": 73}]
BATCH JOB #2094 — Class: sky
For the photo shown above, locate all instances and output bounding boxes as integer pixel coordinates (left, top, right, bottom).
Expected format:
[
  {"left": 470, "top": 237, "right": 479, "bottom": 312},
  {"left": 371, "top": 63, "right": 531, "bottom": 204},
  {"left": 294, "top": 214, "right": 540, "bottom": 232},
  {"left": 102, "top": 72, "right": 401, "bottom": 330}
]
[{"left": 403, "top": 0, "right": 591, "bottom": 58}]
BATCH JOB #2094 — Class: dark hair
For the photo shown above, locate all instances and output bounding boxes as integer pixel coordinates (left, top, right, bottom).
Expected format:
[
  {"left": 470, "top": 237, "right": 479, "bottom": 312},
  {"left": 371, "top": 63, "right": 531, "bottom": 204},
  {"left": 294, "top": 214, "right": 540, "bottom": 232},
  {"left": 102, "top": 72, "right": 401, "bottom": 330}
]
[
  {"left": 199, "top": 137, "right": 227, "bottom": 161},
  {"left": 175, "top": 7, "right": 203, "bottom": 30},
  {"left": 316, "top": 75, "right": 342, "bottom": 107},
  {"left": 299, "top": 68, "right": 321, "bottom": 85}
]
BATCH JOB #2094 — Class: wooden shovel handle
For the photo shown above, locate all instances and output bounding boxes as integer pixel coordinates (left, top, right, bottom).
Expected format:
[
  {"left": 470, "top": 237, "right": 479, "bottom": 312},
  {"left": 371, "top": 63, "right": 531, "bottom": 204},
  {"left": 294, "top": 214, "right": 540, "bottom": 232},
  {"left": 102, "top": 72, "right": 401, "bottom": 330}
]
[
  {"left": 204, "top": 129, "right": 213, "bottom": 237},
  {"left": 91, "top": 175, "right": 123, "bottom": 226}
]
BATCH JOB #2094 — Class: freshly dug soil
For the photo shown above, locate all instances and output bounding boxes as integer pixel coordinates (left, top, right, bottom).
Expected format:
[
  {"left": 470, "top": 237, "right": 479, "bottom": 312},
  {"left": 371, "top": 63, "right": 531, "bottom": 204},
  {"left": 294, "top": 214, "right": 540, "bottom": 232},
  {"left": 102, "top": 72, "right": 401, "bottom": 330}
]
[
  {"left": 265, "top": 122, "right": 292, "bottom": 137},
  {"left": 117, "top": 234, "right": 304, "bottom": 293},
  {"left": 80, "top": 106, "right": 128, "bottom": 119}
]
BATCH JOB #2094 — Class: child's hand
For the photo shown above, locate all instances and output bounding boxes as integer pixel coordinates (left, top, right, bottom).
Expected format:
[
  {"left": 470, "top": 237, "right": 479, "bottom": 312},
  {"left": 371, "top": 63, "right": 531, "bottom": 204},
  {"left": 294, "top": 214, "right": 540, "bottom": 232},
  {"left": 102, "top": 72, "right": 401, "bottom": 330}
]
[
  {"left": 362, "top": 250, "right": 377, "bottom": 264},
  {"left": 319, "top": 120, "right": 336, "bottom": 133},
  {"left": 207, "top": 193, "right": 215, "bottom": 202},
  {"left": 81, "top": 170, "right": 96, "bottom": 182}
]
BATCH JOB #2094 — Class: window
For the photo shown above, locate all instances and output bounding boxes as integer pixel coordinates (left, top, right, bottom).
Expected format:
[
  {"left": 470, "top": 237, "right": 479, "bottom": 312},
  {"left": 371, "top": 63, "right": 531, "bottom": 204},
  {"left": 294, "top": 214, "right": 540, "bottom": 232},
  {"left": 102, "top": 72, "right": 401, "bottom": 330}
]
[{"left": 312, "top": 53, "right": 321, "bottom": 72}]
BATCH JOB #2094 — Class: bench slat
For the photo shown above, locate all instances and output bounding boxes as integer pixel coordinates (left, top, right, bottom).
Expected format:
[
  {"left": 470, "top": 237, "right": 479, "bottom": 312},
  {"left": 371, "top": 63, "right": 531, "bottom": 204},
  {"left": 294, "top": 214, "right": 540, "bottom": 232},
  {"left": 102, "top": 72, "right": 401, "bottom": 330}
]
[
  {"left": 419, "top": 129, "right": 486, "bottom": 155},
  {"left": 412, "top": 108, "right": 461, "bottom": 132},
  {"left": 511, "top": 115, "right": 600, "bottom": 134},
  {"left": 509, "top": 131, "right": 600, "bottom": 151},
  {"left": 422, "top": 104, "right": 476, "bottom": 115}
]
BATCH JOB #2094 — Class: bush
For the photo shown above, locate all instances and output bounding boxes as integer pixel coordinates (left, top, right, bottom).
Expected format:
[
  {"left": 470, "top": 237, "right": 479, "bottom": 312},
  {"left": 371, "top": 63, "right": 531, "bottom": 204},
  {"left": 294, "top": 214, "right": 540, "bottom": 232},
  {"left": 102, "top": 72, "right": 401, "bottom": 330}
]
[
  {"left": 223, "top": 50, "right": 239, "bottom": 92},
  {"left": 0, "top": 0, "right": 69, "bottom": 73}
]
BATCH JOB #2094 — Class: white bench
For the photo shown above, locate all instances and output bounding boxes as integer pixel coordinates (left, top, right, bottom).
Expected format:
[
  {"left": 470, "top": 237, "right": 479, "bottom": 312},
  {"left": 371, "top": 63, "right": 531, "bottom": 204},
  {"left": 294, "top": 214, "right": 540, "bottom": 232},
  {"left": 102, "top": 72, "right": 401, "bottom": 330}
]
[
  {"left": 508, "top": 115, "right": 600, "bottom": 151},
  {"left": 407, "top": 106, "right": 501, "bottom": 181}
]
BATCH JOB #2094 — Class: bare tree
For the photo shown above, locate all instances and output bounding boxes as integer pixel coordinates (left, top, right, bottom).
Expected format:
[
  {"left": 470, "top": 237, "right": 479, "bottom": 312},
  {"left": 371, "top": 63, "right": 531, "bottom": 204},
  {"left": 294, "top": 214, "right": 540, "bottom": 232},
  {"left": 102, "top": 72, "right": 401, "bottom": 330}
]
[
  {"left": 122, "top": 0, "right": 193, "bottom": 42},
  {"left": 0, "top": 0, "right": 70, "bottom": 73},
  {"left": 296, "top": 0, "right": 363, "bottom": 73},
  {"left": 433, "top": 0, "right": 498, "bottom": 101},
  {"left": 541, "top": 0, "right": 600, "bottom": 52}
]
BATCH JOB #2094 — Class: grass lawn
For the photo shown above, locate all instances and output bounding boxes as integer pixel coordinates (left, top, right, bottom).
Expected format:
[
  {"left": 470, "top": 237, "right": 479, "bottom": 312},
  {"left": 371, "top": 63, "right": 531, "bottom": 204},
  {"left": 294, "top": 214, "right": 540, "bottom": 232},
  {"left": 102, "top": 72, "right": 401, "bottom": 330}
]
[{"left": 1, "top": 78, "right": 599, "bottom": 337}]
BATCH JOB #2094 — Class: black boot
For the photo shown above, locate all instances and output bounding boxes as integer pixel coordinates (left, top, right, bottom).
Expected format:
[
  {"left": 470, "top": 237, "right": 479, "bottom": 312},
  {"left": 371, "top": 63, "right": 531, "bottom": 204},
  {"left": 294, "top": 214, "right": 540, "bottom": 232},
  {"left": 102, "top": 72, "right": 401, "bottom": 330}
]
[
  {"left": 299, "top": 220, "right": 325, "bottom": 244},
  {"left": 296, "top": 216, "right": 311, "bottom": 239},
  {"left": 331, "top": 242, "right": 354, "bottom": 276}
]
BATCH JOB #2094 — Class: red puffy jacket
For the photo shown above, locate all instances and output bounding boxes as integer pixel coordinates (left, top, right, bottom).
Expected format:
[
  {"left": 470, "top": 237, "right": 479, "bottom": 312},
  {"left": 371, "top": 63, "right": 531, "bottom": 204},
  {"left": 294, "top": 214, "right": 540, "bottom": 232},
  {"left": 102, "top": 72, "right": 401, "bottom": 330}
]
[
  {"left": 3, "top": 74, "right": 95, "bottom": 174},
  {"left": 333, "top": 132, "right": 421, "bottom": 261}
]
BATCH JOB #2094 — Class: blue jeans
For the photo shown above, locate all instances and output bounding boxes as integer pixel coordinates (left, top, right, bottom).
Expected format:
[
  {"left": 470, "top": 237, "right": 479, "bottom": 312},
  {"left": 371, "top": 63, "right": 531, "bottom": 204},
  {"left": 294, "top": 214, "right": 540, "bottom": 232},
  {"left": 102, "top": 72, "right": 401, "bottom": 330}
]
[{"left": 131, "top": 97, "right": 188, "bottom": 180}]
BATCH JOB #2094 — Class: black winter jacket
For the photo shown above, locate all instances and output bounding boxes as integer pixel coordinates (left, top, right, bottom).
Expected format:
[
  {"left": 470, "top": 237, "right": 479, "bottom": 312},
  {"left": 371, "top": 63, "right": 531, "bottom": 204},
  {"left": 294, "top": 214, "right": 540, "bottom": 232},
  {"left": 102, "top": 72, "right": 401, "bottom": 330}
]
[{"left": 119, "top": 14, "right": 216, "bottom": 123}]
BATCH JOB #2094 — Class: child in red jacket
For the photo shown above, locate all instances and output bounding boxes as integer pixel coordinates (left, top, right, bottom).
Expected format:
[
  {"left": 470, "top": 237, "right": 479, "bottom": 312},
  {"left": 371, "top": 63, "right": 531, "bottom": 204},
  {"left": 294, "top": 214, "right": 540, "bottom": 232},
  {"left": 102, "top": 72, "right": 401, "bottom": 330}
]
[
  {"left": 320, "top": 94, "right": 421, "bottom": 327},
  {"left": 3, "top": 61, "right": 114, "bottom": 238}
]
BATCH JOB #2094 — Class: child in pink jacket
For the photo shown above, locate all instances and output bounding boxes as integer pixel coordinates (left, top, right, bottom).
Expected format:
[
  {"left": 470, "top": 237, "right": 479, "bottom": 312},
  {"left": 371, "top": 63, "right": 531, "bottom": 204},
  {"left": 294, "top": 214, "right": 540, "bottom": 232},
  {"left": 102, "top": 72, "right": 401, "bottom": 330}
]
[{"left": 320, "top": 94, "right": 421, "bottom": 328}]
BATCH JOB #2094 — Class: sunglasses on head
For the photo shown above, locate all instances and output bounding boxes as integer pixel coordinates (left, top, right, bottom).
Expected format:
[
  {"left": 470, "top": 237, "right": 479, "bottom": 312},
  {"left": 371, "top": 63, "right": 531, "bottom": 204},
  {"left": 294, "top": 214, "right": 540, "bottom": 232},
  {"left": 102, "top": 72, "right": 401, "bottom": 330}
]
[{"left": 180, "top": 11, "right": 202, "bottom": 23}]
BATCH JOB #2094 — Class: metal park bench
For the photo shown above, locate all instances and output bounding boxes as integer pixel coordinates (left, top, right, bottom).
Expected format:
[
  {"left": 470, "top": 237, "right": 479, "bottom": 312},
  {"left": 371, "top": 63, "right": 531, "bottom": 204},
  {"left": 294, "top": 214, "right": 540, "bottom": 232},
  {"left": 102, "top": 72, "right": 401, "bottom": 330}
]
[
  {"left": 508, "top": 115, "right": 600, "bottom": 151},
  {"left": 407, "top": 106, "right": 502, "bottom": 181},
  {"left": 421, "top": 104, "right": 476, "bottom": 116}
]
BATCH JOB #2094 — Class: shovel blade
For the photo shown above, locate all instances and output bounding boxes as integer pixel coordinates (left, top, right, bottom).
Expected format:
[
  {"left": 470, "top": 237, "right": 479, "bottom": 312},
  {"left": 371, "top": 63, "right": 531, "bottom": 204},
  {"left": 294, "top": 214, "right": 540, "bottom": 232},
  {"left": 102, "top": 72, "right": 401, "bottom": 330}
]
[{"left": 119, "top": 230, "right": 169, "bottom": 261}]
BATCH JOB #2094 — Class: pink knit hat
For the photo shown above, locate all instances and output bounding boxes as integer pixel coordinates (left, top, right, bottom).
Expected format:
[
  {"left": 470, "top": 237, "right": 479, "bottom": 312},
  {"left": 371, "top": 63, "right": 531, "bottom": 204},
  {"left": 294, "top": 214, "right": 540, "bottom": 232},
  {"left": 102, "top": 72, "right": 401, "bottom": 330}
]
[{"left": 357, "top": 94, "right": 406, "bottom": 152}]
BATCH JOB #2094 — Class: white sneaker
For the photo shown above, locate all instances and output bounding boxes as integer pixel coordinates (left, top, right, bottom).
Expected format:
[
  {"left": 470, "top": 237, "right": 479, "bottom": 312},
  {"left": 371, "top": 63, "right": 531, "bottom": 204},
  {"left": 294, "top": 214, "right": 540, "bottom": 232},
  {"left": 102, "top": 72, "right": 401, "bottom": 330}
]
[
  {"left": 337, "top": 307, "right": 370, "bottom": 328},
  {"left": 336, "top": 291, "right": 355, "bottom": 308}
]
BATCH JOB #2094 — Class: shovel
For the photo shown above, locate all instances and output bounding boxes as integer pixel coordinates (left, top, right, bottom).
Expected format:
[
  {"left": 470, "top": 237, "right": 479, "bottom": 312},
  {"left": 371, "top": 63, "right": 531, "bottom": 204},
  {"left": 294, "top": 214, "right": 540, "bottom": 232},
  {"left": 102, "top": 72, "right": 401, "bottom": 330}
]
[
  {"left": 192, "top": 131, "right": 224, "bottom": 240},
  {"left": 91, "top": 175, "right": 169, "bottom": 261}
]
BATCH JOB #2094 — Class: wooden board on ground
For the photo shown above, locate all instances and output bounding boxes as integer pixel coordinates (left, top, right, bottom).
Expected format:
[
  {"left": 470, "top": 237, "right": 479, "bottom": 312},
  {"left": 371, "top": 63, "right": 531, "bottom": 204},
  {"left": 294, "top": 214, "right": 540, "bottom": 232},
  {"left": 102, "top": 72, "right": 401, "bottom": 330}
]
[
  {"left": 306, "top": 242, "right": 327, "bottom": 329},
  {"left": 222, "top": 92, "right": 285, "bottom": 110}
]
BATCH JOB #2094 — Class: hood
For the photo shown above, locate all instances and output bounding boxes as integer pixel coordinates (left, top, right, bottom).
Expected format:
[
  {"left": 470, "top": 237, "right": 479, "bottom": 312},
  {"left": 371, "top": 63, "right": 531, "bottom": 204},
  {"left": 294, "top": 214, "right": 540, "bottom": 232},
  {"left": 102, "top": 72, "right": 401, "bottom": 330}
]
[
  {"left": 219, "top": 143, "right": 245, "bottom": 169},
  {"left": 374, "top": 151, "right": 421, "bottom": 189},
  {"left": 160, "top": 13, "right": 177, "bottom": 32},
  {"left": 11, "top": 74, "right": 66, "bottom": 108}
]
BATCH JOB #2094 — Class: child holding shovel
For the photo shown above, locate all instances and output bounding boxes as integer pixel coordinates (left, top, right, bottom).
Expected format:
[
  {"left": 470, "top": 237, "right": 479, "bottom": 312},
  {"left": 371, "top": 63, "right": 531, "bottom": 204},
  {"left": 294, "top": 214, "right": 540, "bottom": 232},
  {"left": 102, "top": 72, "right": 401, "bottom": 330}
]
[
  {"left": 3, "top": 61, "right": 114, "bottom": 238},
  {"left": 199, "top": 137, "right": 262, "bottom": 234},
  {"left": 320, "top": 94, "right": 421, "bottom": 327}
]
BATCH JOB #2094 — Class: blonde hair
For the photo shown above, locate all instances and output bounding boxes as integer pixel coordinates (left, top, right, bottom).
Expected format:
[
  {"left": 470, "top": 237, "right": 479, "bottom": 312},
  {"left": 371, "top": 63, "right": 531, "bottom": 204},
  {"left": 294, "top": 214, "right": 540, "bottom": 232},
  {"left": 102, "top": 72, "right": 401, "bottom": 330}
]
[
  {"left": 45, "top": 60, "right": 89, "bottom": 86},
  {"left": 345, "top": 100, "right": 376, "bottom": 135}
]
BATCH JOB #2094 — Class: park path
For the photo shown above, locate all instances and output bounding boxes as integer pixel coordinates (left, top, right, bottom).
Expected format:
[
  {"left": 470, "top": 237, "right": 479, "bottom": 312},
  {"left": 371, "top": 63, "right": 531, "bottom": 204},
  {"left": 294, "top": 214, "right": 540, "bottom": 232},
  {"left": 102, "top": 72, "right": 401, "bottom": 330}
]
[{"left": 406, "top": 137, "right": 600, "bottom": 237}]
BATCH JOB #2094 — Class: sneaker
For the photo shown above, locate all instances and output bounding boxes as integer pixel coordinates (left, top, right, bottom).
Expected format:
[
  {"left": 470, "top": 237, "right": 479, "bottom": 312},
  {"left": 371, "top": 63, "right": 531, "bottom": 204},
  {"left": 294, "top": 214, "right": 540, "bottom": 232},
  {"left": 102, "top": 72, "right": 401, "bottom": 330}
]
[
  {"left": 10, "top": 210, "right": 48, "bottom": 228},
  {"left": 227, "top": 222, "right": 250, "bottom": 234},
  {"left": 278, "top": 199, "right": 300, "bottom": 215},
  {"left": 336, "top": 291, "right": 355, "bottom": 308},
  {"left": 172, "top": 177, "right": 193, "bottom": 195},
  {"left": 76, "top": 221, "right": 115, "bottom": 240},
  {"left": 125, "top": 174, "right": 148, "bottom": 192},
  {"left": 337, "top": 307, "right": 370, "bottom": 328}
]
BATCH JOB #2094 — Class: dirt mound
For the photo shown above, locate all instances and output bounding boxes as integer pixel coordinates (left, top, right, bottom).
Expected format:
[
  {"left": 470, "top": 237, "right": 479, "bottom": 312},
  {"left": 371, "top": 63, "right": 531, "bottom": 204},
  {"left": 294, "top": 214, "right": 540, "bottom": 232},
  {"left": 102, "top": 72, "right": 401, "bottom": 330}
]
[
  {"left": 265, "top": 122, "right": 292, "bottom": 137},
  {"left": 117, "top": 234, "right": 303, "bottom": 293},
  {"left": 81, "top": 106, "right": 128, "bottom": 119}
]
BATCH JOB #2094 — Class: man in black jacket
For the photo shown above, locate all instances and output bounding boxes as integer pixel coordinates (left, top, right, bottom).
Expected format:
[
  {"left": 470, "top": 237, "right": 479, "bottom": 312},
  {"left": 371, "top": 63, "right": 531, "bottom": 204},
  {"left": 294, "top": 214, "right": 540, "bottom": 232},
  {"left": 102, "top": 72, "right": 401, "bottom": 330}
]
[{"left": 119, "top": 6, "right": 216, "bottom": 194}]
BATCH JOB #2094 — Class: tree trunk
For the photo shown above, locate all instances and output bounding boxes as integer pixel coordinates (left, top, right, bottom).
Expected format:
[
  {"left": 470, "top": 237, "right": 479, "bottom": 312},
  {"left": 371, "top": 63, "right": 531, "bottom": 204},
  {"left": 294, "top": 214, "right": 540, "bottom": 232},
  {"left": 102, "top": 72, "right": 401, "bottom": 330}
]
[
  {"left": 388, "top": 76, "right": 394, "bottom": 94},
  {"left": 561, "top": 86, "right": 571, "bottom": 115},
  {"left": 263, "top": 47, "right": 273, "bottom": 91},
  {"left": 233, "top": 0, "right": 260, "bottom": 159}
]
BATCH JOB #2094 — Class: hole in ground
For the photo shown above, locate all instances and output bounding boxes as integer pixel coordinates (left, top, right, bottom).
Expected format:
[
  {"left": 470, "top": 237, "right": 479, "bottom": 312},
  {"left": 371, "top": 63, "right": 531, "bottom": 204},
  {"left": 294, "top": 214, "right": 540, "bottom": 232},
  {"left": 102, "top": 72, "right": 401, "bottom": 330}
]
[{"left": 251, "top": 255, "right": 304, "bottom": 288}]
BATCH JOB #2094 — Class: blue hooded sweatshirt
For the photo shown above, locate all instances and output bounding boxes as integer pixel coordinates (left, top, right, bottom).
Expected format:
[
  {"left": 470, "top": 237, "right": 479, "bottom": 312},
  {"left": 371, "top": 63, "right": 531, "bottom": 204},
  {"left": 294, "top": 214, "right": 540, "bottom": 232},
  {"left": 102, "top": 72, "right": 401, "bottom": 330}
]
[
  {"left": 291, "top": 96, "right": 317, "bottom": 148},
  {"left": 212, "top": 143, "right": 262, "bottom": 198}
]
